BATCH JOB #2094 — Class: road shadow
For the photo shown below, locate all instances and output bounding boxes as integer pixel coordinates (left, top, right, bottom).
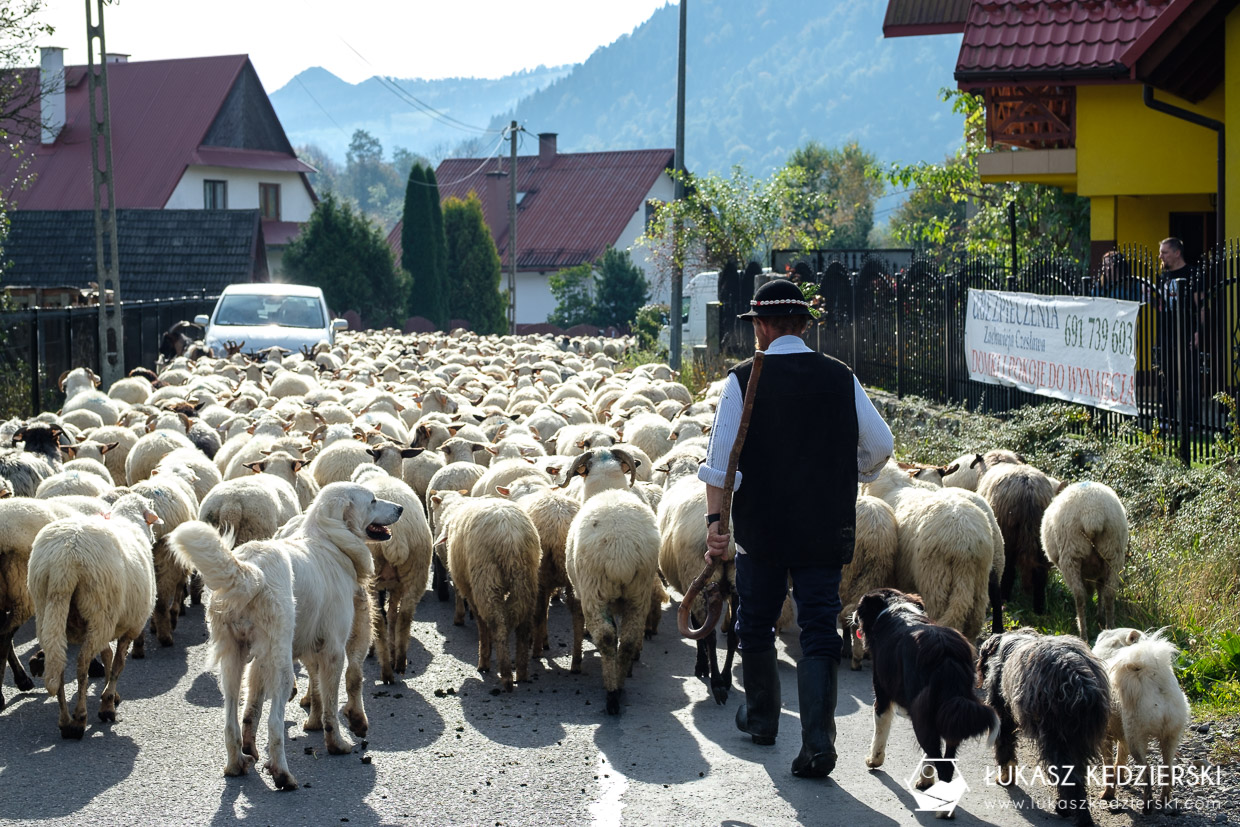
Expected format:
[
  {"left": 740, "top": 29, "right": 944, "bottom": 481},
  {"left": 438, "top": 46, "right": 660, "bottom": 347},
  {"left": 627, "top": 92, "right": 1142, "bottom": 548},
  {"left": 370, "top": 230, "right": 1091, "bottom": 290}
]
[
  {"left": 186, "top": 670, "right": 222, "bottom": 706},
  {"left": 207, "top": 746, "right": 381, "bottom": 826},
  {"left": 359, "top": 679, "right": 445, "bottom": 754},
  {"left": 592, "top": 695, "right": 707, "bottom": 787},
  {"left": 2, "top": 733, "right": 140, "bottom": 819},
  {"left": 771, "top": 765, "right": 902, "bottom": 827}
]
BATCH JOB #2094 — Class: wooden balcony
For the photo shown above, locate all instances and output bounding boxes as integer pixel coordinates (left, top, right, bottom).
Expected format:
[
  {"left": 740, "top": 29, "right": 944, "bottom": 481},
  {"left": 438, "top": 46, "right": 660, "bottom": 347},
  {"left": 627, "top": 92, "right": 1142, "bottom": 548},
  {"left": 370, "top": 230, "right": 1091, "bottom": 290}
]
[{"left": 984, "top": 86, "right": 1075, "bottom": 150}]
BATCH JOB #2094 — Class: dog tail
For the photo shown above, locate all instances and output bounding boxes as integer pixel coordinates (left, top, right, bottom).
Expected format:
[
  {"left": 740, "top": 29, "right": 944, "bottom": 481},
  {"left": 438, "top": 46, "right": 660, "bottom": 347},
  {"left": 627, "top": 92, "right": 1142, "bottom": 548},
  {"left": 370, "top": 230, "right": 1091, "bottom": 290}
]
[
  {"left": 169, "top": 521, "right": 260, "bottom": 606},
  {"left": 937, "top": 694, "right": 1001, "bottom": 747}
]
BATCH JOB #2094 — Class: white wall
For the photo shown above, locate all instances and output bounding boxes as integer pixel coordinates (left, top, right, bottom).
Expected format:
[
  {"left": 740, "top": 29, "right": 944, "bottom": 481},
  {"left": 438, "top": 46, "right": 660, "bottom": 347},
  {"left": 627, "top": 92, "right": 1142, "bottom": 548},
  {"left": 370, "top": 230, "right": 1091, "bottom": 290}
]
[
  {"left": 619, "top": 170, "right": 676, "bottom": 306},
  {"left": 514, "top": 271, "right": 557, "bottom": 326},
  {"left": 165, "top": 166, "right": 315, "bottom": 222}
]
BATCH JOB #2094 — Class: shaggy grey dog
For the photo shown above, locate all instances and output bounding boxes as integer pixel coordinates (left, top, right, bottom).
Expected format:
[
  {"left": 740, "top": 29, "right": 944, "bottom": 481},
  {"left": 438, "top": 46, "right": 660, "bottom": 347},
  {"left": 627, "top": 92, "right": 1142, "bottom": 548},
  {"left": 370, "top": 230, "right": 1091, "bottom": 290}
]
[{"left": 977, "top": 629, "right": 1111, "bottom": 827}]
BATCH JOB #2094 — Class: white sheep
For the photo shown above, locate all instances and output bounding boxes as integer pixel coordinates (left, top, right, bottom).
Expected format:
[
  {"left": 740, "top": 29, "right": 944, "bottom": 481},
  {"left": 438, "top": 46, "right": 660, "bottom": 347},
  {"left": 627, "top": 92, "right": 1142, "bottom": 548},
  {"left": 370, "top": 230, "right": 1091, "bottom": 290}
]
[
  {"left": 657, "top": 475, "right": 736, "bottom": 704},
  {"left": 125, "top": 428, "right": 197, "bottom": 485},
  {"left": 839, "top": 495, "right": 899, "bottom": 669},
  {"left": 429, "top": 490, "right": 540, "bottom": 692},
  {"left": 562, "top": 448, "right": 661, "bottom": 714},
  {"left": 60, "top": 367, "right": 121, "bottom": 426},
  {"left": 1041, "top": 481, "right": 1129, "bottom": 640},
  {"left": 863, "top": 461, "right": 997, "bottom": 640},
  {"left": 941, "top": 449, "right": 1023, "bottom": 490},
  {"left": 1092, "top": 628, "right": 1190, "bottom": 811},
  {"left": 27, "top": 493, "right": 159, "bottom": 738},
  {"left": 154, "top": 447, "right": 222, "bottom": 505},
  {"left": 351, "top": 465, "right": 434, "bottom": 684},
  {"left": 199, "top": 475, "right": 300, "bottom": 546},
  {"left": 0, "top": 498, "right": 102, "bottom": 711},
  {"left": 498, "top": 476, "right": 582, "bottom": 667},
  {"left": 616, "top": 412, "right": 674, "bottom": 461},
  {"left": 35, "top": 469, "right": 111, "bottom": 499},
  {"left": 130, "top": 473, "right": 202, "bottom": 650},
  {"left": 244, "top": 449, "right": 320, "bottom": 511}
]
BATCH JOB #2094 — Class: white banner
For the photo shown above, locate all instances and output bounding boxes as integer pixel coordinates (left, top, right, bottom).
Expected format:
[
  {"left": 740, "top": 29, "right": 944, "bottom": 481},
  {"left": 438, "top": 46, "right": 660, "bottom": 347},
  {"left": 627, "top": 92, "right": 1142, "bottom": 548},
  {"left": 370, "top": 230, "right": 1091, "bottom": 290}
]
[{"left": 965, "top": 289, "right": 1142, "bottom": 415}]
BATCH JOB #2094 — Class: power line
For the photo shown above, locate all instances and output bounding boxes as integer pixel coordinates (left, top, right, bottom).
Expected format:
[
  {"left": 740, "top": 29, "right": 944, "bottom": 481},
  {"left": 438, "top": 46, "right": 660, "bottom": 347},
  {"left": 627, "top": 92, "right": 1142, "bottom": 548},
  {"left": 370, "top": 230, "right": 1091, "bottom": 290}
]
[
  {"left": 293, "top": 74, "right": 350, "bottom": 139},
  {"left": 406, "top": 128, "right": 510, "bottom": 188}
]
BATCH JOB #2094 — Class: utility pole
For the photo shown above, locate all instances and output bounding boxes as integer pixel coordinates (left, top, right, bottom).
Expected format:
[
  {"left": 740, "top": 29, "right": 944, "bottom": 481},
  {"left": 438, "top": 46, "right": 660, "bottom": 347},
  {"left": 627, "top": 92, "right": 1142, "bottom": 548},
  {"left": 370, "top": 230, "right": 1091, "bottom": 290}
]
[
  {"left": 86, "top": 0, "right": 123, "bottom": 387},
  {"left": 670, "top": 0, "right": 687, "bottom": 369},
  {"left": 508, "top": 120, "right": 518, "bottom": 335}
]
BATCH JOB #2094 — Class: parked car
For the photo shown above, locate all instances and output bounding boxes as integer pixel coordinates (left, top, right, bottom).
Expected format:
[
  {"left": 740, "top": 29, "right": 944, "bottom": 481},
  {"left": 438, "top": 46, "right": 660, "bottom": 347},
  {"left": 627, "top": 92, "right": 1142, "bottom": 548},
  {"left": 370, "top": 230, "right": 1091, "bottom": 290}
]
[{"left": 194, "top": 283, "right": 346, "bottom": 356}]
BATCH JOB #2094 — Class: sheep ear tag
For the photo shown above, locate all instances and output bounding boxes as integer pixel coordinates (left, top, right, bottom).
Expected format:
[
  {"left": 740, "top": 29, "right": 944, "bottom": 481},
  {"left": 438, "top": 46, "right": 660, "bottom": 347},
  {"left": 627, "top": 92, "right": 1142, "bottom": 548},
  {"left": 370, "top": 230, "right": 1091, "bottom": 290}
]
[
  {"left": 144, "top": 509, "right": 163, "bottom": 526},
  {"left": 855, "top": 629, "right": 864, "bottom": 641}
]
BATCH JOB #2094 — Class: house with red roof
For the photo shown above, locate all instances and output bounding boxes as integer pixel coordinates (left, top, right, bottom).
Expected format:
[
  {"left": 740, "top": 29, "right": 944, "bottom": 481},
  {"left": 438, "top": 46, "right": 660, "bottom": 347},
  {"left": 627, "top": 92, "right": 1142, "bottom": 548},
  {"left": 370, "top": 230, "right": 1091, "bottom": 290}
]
[
  {"left": 0, "top": 50, "right": 316, "bottom": 282},
  {"left": 883, "top": 0, "right": 1239, "bottom": 267},
  {"left": 387, "top": 134, "right": 675, "bottom": 326}
]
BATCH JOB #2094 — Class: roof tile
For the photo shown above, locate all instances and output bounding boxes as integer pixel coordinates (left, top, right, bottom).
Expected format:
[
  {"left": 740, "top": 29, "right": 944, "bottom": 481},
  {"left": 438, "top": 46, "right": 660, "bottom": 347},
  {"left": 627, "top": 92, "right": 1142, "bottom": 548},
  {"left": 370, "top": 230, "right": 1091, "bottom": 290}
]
[
  {"left": 956, "top": 0, "right": 1171, "bottom": 81},
  {"left": 389, "top": 148, "right": 673, "bottom": 273}
]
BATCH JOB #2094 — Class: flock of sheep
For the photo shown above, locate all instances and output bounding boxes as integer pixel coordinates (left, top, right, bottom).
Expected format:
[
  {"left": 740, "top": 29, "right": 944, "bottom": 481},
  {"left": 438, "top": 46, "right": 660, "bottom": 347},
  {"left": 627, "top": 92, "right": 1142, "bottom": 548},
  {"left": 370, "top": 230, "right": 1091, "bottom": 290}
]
[{"left": 0, "top": 330, "right": 1190, "bottom": 811}]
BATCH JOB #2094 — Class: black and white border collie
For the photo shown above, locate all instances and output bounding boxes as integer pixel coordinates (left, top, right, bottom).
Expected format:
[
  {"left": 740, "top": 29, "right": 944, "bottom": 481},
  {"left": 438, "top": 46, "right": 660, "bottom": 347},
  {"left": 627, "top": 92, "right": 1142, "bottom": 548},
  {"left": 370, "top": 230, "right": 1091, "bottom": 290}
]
[{"left": 854, "top": 588, "right": 999, "bottom": 801}]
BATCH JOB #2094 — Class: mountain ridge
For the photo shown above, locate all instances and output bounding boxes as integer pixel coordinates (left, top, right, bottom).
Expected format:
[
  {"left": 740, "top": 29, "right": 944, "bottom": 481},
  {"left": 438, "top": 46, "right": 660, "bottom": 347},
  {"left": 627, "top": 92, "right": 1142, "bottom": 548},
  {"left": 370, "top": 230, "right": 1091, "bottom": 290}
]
[{"left": 270, "top": 0, "right": 964, "bottom": 178}]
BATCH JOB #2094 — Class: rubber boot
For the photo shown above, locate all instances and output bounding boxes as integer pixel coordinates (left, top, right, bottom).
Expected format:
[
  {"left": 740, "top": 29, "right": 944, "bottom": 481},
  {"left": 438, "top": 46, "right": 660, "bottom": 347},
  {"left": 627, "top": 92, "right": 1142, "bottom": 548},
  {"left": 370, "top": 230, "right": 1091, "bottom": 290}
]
[
  {"left": 791, "top": 656, "right": 838, "bottom": 778},
  {"left": 735, "top": 647, "right": 780, "bottom": 745}
]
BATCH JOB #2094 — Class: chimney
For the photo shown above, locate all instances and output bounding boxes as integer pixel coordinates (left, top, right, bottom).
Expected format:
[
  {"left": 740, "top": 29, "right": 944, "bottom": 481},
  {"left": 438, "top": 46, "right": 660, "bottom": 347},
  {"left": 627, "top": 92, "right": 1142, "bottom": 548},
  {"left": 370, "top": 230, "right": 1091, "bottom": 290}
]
[
  {"left": 485, "top": 170, "right": 509, "bottom": 257},
  {"left": 40, "top": 46, "right": 65, "bottom": 146},
  {"left": 538, "top": 132, "right": 557, "bottom": 165},
  {"left": 105, "top": 53, "right": 129, "bottom": 64}
]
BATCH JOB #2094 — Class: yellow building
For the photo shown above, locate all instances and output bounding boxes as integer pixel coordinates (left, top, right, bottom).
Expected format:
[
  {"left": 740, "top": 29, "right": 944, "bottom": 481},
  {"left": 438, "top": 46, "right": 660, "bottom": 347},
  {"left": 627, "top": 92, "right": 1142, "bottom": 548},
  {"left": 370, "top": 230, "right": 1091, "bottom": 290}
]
[{"left": 884, "top": 0, "right": 1238, "bottom": 268}]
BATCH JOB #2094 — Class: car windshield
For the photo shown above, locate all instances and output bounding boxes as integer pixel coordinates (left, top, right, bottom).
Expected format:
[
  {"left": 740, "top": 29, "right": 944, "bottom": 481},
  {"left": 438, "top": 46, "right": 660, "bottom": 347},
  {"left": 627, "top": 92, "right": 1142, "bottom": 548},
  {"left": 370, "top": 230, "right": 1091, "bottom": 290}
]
[{"left": 215, "top": 295, "right": 324, "bottom": 328}]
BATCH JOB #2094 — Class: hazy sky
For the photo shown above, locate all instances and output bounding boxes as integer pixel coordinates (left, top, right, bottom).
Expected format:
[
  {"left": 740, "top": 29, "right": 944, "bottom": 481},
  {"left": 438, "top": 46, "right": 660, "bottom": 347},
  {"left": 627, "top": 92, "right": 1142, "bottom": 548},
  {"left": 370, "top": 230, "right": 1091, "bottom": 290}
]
[{"left": 33, "top": 0, "right": 672, "bottom": 91}]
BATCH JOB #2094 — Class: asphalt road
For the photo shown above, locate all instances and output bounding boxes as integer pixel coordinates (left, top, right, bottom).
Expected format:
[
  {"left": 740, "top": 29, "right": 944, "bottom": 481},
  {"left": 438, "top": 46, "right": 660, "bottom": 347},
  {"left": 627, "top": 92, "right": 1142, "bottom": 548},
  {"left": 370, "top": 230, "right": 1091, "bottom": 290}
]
[{"left": 0, "top": 590, "right": 1229, "bottom": 827}]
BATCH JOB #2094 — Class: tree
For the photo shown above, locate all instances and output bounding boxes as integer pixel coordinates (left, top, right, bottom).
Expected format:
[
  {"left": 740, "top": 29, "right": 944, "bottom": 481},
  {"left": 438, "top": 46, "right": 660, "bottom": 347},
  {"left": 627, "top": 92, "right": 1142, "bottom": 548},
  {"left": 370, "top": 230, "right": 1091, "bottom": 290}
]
[
  {"left": 592, "top": 247, "right": 648, "bottom": 328},
  {"left": 401, "top": 164, "right": 448, "bottom": 327},
  {"left": 546, "top": 247, "right": 650, "bottom": 330},
  {"left": 282, "top": 193, "right": 409, "bottom": 328},
  {"left": 638, "top": 164, "right": 828, "bottom": 292},
  {"left": 547, "top": 262, "right": 595, "bottom": 328},
  {"left": 296, "top": 144, "right": 342, "bottom": 198},
  {"left": 787, "top": 140, "right": 884, "bottom": 250},
  {"left": 425, "top": 167, "right": 450, "bottom": 328},
  {"left": 343, "top": 128, "right": 403, "bottom": 223},
  {"left": 887, "top": 91, "right": 1090, "bottom": 263},
  {"left": 442, "top": 193, "right": 507, "bottom": 335}
]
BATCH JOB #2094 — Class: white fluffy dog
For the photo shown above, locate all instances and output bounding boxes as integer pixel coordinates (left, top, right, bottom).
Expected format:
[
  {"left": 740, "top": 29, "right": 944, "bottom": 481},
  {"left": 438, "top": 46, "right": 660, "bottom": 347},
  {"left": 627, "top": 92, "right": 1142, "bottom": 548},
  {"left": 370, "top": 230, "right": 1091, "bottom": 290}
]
[
  {"left": 27, "top": 493, "right": 160, "bottom": 739},
  {"left": 1092, "top": 628, "right": 1191, "bottom": 811},
  {"left": 171, "top": 482, "right": 403, "bottom": 789}
]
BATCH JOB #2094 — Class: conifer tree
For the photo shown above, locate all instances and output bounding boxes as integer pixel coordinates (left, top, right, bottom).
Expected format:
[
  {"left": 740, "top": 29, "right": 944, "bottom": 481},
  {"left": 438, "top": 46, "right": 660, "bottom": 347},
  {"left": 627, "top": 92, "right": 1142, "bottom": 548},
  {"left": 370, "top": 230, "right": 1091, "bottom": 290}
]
[
  {"left": 443, "top": 193, "right": 507, "bottom": 334},
  {"left": 425, "top": 167, "right": 451, "bottom": 329},
  {"left": 401, "top": 164, "right": 438, "bottom": 324}
]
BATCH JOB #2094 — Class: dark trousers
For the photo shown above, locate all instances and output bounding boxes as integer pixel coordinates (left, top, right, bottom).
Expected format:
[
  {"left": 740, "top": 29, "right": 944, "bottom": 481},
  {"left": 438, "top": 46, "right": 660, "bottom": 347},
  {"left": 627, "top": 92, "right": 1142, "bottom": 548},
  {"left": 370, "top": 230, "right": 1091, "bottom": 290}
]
[{"left": 735, "top": 554, "right": 842, "bottom": 662}]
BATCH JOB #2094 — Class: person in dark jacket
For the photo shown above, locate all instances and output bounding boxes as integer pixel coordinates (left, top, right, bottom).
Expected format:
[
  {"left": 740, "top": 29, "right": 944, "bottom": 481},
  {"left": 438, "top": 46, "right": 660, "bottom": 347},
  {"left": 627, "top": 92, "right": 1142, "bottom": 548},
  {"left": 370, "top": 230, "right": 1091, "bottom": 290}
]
[{"left": 701, "top": 278, "right": 893, "bottom": 779}]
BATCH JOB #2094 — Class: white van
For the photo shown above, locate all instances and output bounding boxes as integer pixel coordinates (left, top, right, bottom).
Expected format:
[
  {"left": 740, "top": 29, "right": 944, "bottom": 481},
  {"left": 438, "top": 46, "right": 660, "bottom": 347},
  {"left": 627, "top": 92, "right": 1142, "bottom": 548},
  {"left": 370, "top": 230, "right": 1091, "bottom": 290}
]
[{"left": 658, "top": 271, "right": 718, "bottom": 353}]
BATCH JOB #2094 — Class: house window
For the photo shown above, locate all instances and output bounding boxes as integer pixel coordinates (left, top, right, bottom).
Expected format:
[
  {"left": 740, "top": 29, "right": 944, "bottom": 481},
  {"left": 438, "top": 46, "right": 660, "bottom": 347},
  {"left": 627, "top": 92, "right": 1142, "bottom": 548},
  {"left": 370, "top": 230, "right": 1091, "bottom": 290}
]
[
  {"left": 645, "top": 200, "right": 660, "bottom": 231},
  {"left": 260, "top": 183, "right": 281, "bottom": 221},
  {"left": 203, "top": 180, "right": 227, "bottom": 210}
]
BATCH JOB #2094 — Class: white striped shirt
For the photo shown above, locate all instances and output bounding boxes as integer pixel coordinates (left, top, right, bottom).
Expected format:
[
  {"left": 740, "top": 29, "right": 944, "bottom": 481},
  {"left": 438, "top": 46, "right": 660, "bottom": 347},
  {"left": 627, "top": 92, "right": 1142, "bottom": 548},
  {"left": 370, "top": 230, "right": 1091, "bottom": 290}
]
[{"left": 697, "top": 335, "right": 894, "bottom": 490}]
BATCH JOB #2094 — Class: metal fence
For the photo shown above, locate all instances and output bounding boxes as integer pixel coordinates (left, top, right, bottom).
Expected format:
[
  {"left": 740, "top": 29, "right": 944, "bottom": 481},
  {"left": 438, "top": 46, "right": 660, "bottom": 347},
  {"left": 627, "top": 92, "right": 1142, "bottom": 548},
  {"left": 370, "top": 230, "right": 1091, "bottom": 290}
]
[
  {"left": 0, "top": 295, "right": 218, "bottom": 418},
  {"left": 802, "top": 243, "right": 1240, "bottom": 465}
]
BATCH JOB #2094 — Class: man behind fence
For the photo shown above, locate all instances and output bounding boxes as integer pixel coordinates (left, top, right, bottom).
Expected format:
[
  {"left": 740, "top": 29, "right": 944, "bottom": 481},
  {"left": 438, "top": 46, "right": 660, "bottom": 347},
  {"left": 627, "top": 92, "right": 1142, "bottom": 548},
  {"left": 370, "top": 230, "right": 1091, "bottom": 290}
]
[{"left": 1156, "top": 237, "right": 1202, "bottom": 427}]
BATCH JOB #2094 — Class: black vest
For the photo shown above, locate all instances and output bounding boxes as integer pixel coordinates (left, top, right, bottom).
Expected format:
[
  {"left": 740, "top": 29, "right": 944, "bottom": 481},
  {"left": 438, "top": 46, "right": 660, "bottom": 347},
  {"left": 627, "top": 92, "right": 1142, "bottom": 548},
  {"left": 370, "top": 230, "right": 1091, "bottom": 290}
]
[{"left": 729, "top": 352, "right": 859, "bottom": 568}]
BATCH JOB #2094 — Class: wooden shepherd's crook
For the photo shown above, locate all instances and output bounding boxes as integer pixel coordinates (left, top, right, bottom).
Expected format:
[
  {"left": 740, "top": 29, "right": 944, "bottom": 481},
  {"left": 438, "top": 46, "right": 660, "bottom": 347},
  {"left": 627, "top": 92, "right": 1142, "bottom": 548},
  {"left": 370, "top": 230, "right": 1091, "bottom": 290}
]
[{"left": 678, "top": 350, "right": 766, "bottom": 640}]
